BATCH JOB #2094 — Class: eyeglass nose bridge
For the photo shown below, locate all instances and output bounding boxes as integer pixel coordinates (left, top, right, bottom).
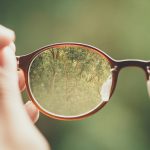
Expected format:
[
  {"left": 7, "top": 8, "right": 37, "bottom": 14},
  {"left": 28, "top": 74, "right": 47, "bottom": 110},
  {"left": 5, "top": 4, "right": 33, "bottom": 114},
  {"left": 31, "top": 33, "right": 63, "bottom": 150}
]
[
  {"left": 115, "top": 59, "right": 150, "bottom": 97},
  {"left": 116, "top": 59, "right": 150, "bottom": 79}
]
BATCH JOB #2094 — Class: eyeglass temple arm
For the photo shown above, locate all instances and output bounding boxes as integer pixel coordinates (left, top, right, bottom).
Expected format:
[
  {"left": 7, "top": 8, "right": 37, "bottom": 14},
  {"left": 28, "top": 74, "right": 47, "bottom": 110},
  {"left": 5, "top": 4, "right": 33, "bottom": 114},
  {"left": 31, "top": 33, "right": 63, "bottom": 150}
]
[{"left": 16, "top": 54, "right": 33, "bottom": 71}]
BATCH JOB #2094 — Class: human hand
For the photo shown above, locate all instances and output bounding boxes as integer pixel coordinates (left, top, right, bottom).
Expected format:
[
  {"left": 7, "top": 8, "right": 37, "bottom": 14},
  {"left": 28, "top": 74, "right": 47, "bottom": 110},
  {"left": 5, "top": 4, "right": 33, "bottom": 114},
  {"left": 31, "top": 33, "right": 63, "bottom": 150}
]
[{"left": 0, "top": 25, "right": 50, "bottom": 150}]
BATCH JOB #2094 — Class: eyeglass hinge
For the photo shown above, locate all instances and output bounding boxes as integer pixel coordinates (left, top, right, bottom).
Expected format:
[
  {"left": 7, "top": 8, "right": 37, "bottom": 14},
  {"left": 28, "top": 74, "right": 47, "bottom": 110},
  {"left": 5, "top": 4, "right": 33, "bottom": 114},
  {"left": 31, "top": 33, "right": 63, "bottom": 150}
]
[
  {"left": 16, "top": 56, "right": 20, "bottom": 71},
  {"left": 110, "top": 66, "right": 118, "bottom": 72}
]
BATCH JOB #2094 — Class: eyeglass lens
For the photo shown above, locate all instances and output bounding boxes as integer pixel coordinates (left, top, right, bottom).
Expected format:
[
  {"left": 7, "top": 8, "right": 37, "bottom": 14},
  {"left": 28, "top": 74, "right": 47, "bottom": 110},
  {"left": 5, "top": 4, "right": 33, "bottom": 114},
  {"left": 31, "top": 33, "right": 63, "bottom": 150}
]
[{"left": 28, "top": 45, "right": 113, "bottom": 117}]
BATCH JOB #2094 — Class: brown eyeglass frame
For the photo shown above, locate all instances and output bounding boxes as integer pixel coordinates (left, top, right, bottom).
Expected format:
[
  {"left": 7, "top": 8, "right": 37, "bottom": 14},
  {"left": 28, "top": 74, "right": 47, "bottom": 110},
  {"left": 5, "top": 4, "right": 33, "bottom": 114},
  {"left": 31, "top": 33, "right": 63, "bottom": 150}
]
[{"left": 16, "top": 42, "right": 150, "bottom": 121}]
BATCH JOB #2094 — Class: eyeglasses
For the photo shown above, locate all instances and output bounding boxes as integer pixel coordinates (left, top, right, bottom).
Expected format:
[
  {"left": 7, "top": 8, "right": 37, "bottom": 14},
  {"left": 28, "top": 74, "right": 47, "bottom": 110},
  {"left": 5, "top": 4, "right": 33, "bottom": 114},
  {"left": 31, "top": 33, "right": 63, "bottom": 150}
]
[{"left": 17, "top": 42, "right": 150, "bottom": 120}]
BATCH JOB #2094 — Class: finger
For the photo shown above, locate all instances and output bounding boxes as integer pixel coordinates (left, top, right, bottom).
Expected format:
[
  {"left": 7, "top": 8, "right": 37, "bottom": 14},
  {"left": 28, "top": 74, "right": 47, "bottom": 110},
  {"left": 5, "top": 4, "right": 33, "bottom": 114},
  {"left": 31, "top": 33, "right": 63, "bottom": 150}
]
[
  {"left": 0, "top": 46, "right": 21, "bottom": 109},
  {"left": 0, "top": 25, "right": 15, "bottom": 49},
  {"left": 9, "top": 39, "right": 24, "bottom": 91},
  {"left": 25, "top": 101, "right": 39, "bottom": 123},
  {"left": 0, "top": 46, "right": 31, "bottom": 125},
  {"left": 18, "top": 69, "right": 26, "bottom": 92}
]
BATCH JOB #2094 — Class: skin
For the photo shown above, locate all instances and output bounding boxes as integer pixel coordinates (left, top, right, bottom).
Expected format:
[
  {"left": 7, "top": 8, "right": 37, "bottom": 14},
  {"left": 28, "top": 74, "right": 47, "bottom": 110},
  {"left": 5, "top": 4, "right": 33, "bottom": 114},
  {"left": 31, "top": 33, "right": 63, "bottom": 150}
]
[{"left": 0, "top": 25, "right": 50, "bottom": 150}]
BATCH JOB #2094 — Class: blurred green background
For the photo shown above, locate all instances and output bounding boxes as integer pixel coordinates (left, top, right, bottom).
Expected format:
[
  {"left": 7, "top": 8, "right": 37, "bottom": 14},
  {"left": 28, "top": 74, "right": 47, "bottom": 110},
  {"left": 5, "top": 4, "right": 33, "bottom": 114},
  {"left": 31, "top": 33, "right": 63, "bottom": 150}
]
[{"left": 1, "top": 0, "right": 150, "bottom": 149}]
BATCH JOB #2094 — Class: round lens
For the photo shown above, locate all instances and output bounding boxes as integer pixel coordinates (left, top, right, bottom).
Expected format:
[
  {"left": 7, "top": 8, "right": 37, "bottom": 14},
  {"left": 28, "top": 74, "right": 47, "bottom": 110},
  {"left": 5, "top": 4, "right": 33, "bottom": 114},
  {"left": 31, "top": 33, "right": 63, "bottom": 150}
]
[{"left": 28, "top": 44, "right": 112, "bottom": 117}]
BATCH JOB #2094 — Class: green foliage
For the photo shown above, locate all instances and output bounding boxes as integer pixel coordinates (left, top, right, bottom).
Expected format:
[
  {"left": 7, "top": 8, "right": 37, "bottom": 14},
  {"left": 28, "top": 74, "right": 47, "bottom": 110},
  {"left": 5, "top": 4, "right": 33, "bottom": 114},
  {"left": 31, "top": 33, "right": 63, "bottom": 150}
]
[
  {"left": 29, "top": 45, "right": 111, "bottom": 116},
  {"left": 2, "top": 0, "right": 150, "bottom": 149}
]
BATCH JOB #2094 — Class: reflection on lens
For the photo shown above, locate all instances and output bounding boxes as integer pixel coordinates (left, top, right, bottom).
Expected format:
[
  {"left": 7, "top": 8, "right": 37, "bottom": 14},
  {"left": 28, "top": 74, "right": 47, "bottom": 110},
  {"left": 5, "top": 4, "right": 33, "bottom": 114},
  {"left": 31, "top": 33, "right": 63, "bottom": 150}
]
[{"left": 29, "top": 45, "right": 112, "bottom": 117}]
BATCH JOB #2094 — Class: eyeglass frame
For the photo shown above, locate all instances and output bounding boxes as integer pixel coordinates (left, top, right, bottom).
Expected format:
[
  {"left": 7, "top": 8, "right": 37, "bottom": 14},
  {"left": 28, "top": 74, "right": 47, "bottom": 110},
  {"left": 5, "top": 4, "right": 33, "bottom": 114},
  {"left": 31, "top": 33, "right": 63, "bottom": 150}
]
[{"left": 16, "top": 42, "right": 150, "bottom": 121}]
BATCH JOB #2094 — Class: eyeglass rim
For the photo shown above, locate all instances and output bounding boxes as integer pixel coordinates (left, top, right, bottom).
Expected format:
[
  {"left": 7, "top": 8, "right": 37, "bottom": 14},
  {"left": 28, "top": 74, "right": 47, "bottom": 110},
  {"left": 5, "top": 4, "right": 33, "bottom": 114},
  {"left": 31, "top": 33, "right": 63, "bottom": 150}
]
[
  {"left": 17, "top": 42, "right": 150, "bottom": 120},
  {"left": 17, "top": 42, "right": 118, "bottom": 120}
]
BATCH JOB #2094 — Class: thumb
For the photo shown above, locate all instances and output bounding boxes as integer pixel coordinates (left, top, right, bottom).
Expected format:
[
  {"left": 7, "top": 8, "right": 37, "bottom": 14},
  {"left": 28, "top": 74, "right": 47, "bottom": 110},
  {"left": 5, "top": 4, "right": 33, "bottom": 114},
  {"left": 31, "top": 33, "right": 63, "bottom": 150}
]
[
  {"left": 0, "top": 45, "right": 31, "bottom": 126},
  {"left": 0, "top": 46, "right": 22, "bottom": 113}
]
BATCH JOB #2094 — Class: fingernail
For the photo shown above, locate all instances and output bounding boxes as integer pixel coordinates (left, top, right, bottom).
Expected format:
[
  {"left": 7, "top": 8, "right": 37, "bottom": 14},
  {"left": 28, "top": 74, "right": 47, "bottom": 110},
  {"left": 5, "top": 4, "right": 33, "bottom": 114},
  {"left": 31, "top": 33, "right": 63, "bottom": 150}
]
[
  {"left": 26, "top": 101, "right": 38, "bottom": 113},
  {"left": 0, "top": 46, "right": 17, "bottom": 70},
  {"left": 26, "top": 100, "right": 32, "bottom": 106},
  {"left": 0, "top": 25, "right": 15, "bottom": 48},
  {"left": 26, "top": 101, "right": 39, "bottom": 123},
  {"left": 9, "top": 42, "right": 16, "bottom": 52},
  {"left": 0, "top": 25, "right": 15, "bottom": 38}
]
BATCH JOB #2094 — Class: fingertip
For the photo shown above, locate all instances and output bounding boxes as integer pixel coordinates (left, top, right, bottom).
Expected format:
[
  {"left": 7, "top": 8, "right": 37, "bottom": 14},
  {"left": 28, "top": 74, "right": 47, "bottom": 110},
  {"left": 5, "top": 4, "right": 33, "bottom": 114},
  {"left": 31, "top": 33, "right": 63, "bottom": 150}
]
[
  {"left": 9, "top": 42, "right": 16, "bottom": 53},
  {"left": 0, "top": 46, "right": 17, "bottom": 70},
  {"left": 0, "top": 25, "right": 15, "bottom": 48},
  {"left": 25, "top": 101, "right": 39, "bottom": 123},
  {"left": 18, "top": 69, "right": 26, "bottom": 92}
]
